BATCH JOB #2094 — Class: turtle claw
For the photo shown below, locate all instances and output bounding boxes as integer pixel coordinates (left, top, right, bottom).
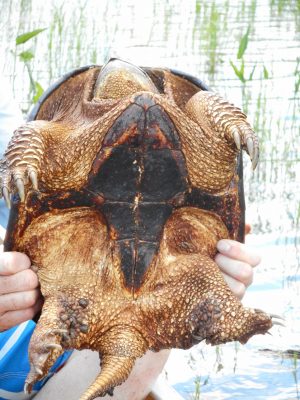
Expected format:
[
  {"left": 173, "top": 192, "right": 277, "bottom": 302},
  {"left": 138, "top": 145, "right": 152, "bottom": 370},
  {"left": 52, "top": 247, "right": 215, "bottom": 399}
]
[
  {"left": 269, "top": 313, "right": 285, "bottom": 328},
  {"left": 272, "top": 320, "right": 285, "bottom": 328},
  {"left": 24, "top": 365, "right": 43, "bottom": 394},
  {"left": 246, "top": 137, "right": 259, "bottom": 170},
  {"left": 24, "top": 382, "right": 31, "bottom": 394},
  {"left": 251, "top": 147, "right": 259, "bottom": 170},
  {"left": 15, "top": 178, "right": 25, "bottom": 201},
  {"left": 233, "top": 129, "right": 241, "bottom": 150},
  {"left": 29, "top": 169, "right": 38, "bottom": 190},
  {"left": 35, "top": 367, "right": 43, "bottom": 376},
  {"left": 51, "top": 328, "right": 69, "bottom": 335},
  {"left": 192, "top": 333, "right": 204, "bottom": 342},
  {"left": 246, "top": 137, "right": 254, "bottom": 160},
  {"left": 269, "top": 313, "right": 284, "bottom": 320},
  {"left": 45, "top": 343, "right": 63, "bottom": 351},
  {"left": 2, "top": 187, "right": 11, "bottom": 209},
  {"left": 0, "top": 167, "right": 39, "bottom": 206}
]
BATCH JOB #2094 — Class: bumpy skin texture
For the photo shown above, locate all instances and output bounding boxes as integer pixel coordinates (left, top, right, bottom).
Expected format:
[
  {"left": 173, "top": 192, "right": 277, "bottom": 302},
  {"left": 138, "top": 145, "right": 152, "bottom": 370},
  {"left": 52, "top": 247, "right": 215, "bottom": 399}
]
[{"left": 1, "top": 59, "right": 271, "bottom": 400}]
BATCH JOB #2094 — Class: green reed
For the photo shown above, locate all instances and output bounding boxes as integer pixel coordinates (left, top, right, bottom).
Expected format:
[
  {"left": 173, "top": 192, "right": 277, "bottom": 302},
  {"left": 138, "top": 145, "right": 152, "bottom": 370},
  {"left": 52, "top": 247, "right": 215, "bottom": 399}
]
[
  {"left": 292, "top": 352, "right": 300, "bottom": 400},
  {"left": 14, "top": 27, "right": 46, "bottom": 108}
]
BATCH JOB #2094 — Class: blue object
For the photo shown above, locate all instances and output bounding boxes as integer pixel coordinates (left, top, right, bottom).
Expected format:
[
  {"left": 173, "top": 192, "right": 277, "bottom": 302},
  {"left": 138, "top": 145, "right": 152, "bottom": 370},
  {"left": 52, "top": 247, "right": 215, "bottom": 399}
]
[{"left": 0, "top": 321, "right": 72, "bottom": 400}]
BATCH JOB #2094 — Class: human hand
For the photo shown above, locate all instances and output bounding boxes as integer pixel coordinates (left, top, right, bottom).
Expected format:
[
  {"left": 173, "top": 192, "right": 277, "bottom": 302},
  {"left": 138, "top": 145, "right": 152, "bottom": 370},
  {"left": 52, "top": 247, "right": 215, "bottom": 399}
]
[
  {"left": 0, "top": 251, "right": 43, "bottom": 331},
  {"left": 215, "top": 239, "right": 261, "bottom": 300}
]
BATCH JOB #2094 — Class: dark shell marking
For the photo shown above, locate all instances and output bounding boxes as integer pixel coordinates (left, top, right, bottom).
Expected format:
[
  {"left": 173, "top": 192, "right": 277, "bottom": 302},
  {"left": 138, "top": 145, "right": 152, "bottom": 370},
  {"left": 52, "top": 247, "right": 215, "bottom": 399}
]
[{"left": 88, "top": 93, "right": 188, "bottom": 289}]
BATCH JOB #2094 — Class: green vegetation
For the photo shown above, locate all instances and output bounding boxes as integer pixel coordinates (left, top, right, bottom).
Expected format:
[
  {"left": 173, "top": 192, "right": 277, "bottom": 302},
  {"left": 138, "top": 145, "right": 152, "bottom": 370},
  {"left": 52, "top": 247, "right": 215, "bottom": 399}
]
[
  {"left": 230, "top": 26, "right": 256, "bottom": 84},
  {"left": 292, "top": 352, "right": 300, "bottom": 400},
  {"left": 191, "top": 376, "right": 201, "bottom": 400},
  {"left": 14, "top": 28, "right": 46, "bottom": 107}
]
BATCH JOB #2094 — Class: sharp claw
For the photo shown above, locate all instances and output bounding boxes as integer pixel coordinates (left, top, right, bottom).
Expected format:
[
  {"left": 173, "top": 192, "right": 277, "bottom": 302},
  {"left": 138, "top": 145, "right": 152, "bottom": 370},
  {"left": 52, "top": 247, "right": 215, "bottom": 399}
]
[
  {"left": 24, "top": 382, "right": 30, "bottom": 394},
  {"left": 15, "top": 178, "right": 25, "bottom": 201},
  {"left": 270, "top": 314, "right": 284, "bottom": 320},
  {"left": 106, "top": 388, "right": 114, "bottom": 396},
  {"left": 233, "top": 130, "right": 241, "bottom": 150},
  {"left": 24, "top": 365, "right": 43, "bottom": 394},
  {"left": 192, "top": 333, "right": 204, "bottom": 342},
  {"left": 52, "top": 329, "right": 69, "bottom": 335},
  {"left": 252, "top": 147, "right": 259, "bottom": 170},
  {"left": 35, "top": 367, "right": 43, "bottom": 376},
  {"left": 3, "top": 187, "right": 11, "bottom": 208},
  {"left": 29, "top": 170, "right": 38, "bottom": 190},
  {"left": 272, "top": 321, "right": 285, "bottom": 328},
  {"left": 45, "top": 343, "right": 63, "bottom": 351},
  {"left": 269, "top": 313, "right": 285, "bottom": 327},
  {"left": 246, "top": 137, "right": 254, "bottom": 160}
]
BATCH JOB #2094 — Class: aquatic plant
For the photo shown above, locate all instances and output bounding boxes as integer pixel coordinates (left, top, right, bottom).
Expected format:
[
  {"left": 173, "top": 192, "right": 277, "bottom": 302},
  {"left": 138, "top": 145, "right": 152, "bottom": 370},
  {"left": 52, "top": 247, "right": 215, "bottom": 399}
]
[
  {"left": 192, "top": 376, "right": 201, "bottom": 400},
  {"left": 230, "top": 26, "right": 256, "bottom": 84},
  {"left": 14, "top": 28, "right": 46, "bottom": 106},
  {"left": 292, "top": 351, "right": 300, "bottom": 399}
]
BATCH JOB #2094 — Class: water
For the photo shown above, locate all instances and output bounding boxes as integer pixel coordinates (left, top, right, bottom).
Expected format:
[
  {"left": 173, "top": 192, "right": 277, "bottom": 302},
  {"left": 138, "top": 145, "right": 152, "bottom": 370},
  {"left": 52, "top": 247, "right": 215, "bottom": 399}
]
[
  {"left": 164, "top": 233, "right": 300, "bottom": 399},
  {"left": 0, "top": 0, "right": 299, "bottom": 398}
]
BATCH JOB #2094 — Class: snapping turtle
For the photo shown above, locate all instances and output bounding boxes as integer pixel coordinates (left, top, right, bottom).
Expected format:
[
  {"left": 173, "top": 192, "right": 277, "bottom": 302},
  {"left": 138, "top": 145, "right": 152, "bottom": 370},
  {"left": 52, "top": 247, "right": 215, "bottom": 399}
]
[{"left": 1, "top": 59, "right": 275, "bottom": 399}]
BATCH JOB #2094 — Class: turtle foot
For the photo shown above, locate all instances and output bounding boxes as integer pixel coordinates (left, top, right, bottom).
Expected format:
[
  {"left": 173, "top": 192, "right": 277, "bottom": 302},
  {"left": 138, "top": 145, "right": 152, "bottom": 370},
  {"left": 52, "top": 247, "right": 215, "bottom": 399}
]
[
  {"left": 0, "top": 122, "right": 46, "bottom": 205},
  {"left": 204, "top": 306, "right": 273, "bottom": 346},
  {"left": 185, "top": 91, "right": 259, "bottom": 169},
  {"left": 24, "top": 330, "right": 64, "bottom": 393}
]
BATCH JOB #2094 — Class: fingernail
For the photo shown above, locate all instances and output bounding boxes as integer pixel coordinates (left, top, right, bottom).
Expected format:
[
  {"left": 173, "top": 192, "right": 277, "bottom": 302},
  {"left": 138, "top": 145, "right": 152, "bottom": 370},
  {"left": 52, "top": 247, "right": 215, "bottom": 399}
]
[{"left": 217, "top": 240, "right": 231, "bottom": 253}]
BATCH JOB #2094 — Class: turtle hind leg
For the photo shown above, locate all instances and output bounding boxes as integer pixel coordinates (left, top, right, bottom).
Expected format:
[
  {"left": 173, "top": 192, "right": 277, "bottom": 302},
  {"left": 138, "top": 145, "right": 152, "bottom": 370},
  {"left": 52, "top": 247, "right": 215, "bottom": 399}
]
[
  {"left": 139, "top": 207, "right": 272, "bottom": 350},
  {"left": 25, "top": 291, "right": 94, "bottom": 393},
  {"left": 19, "top": 207, "right": 112, "bottom": 393}
]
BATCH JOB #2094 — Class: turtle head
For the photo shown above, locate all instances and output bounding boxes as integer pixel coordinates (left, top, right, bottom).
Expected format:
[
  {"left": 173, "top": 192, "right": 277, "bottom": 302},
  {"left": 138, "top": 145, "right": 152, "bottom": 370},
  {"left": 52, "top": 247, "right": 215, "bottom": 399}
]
[{"left": 94, "top": 58, "right": 158, "bottom": 100}]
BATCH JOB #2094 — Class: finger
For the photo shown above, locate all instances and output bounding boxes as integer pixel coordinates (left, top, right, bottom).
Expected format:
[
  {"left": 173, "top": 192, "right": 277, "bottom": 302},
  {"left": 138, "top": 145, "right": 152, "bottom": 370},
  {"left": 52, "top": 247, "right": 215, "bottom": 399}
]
[
  {"left": 0, "top": 269, "right": 39, "bottom": 295},
  {"left": 216, "top": 239, "right": 261, "bottom": 267},
  {"left": 0, "top": 252, "right": 31, "bottom": 276},
  {"left": 0, "top": 289, "right": 41, "bottom": 314},
  {"left": 0, "top": 297, "right": 43, "bottom": 332},
  {"left": 221, "top": 272, "right": 246, "bottom": 300},
  {"left": 215, "top": 253, "right": 253, "bottom": 287},
  {"left": 245, "top": 223, "right": 251, "bottom": 235}
]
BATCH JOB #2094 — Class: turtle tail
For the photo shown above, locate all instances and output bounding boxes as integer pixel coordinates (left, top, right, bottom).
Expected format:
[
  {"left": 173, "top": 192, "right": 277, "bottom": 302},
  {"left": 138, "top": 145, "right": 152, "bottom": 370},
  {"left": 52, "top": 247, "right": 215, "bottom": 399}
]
[
  {"left": 79, "top": 327, "right": 148, "bottom": 400},
  {"left": 79, "top": 355, "right": 135, "bottom": 400}
]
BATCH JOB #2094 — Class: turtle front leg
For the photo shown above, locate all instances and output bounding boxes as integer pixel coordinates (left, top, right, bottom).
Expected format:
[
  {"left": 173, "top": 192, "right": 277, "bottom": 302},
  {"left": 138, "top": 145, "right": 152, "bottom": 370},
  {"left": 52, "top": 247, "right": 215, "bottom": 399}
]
[
  {"left": 185, "top": 91, "right": 259, "bottom": 169},
  {"left": 0, "top": 120, "right": 60, "bottom": 206}
]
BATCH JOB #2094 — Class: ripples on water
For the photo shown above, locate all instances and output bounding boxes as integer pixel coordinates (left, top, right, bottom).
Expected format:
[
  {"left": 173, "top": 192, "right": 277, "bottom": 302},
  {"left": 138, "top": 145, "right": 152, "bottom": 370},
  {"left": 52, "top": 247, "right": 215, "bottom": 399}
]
[{"left": 0, "top": 0, "right": 299, "bottom": 398}]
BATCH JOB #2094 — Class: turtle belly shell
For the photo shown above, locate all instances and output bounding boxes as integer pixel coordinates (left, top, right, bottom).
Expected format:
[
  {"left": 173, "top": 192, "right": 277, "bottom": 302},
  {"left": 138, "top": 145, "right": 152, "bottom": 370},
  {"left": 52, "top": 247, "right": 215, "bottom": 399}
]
[{"left": 87, "top": 93, "right": 188, "bottom": 290}]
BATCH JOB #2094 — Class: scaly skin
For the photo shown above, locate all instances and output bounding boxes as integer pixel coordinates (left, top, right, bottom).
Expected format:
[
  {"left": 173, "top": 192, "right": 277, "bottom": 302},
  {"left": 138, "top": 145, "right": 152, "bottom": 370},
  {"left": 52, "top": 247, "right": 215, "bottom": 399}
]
[
  {"left": 0, "top": 69, "right": 257, "bottom": 200},
  {"left": 1, "top": 60, "right": 273, "bottom": 399},
  {"left": 16, "top": 206, "right": 272, "bottom": 400}
]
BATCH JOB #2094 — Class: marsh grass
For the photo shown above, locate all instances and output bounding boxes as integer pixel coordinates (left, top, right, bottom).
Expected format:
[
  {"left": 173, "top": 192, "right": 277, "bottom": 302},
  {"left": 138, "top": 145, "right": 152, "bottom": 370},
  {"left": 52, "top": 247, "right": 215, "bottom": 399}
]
[
  {"left": 292, "top": 352, "right": 300, "bottom": 400},
  {"left": 13, "top": 27, "right": 46, "bottom": 108},
  {"left": 191, "top": 376, "right": 201, "bottom": 400}
]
